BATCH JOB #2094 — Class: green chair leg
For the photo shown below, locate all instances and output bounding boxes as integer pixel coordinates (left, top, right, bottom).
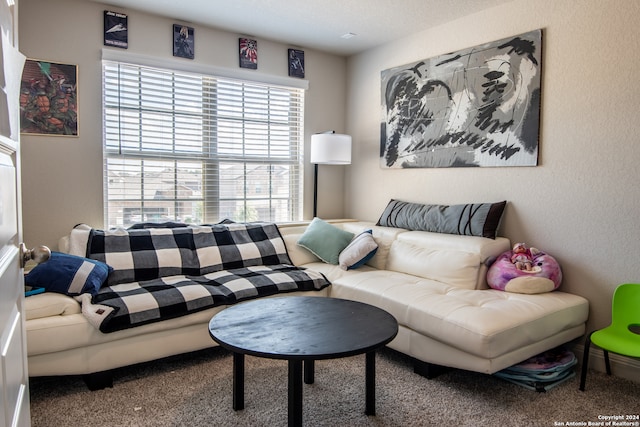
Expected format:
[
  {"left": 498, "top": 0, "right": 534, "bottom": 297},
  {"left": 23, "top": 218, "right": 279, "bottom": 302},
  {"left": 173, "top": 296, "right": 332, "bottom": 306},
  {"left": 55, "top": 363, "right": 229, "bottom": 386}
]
[
  {"left": 603, "top": 350, "right": 611, "bottom": 375},
  {"left": 579, "top": 331, "right": 593, "bottom": 391}
]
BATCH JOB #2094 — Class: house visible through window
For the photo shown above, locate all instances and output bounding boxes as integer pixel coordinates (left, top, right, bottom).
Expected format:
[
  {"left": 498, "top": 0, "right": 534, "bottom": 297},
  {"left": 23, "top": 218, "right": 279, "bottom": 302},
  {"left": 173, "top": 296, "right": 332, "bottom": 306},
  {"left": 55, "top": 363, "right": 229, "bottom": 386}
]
[{"left": 103, "top": 61, "right": 304, "bottom": 228}]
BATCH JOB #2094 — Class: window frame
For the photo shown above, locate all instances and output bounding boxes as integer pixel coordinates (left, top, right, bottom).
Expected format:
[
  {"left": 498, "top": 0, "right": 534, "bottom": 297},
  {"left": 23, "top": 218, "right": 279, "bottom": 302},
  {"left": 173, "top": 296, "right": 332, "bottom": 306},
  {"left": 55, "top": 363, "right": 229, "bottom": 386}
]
[{"left": 102, "top": 54, "right": 306, "bottom": 228}]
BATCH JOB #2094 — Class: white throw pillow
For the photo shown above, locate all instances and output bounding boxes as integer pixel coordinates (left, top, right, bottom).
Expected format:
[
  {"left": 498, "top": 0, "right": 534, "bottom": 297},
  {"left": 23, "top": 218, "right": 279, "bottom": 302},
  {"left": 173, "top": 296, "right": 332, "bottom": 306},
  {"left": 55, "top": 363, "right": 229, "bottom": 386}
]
[{"left": 338, "top": 230, "right": 378, "bottom": 270}]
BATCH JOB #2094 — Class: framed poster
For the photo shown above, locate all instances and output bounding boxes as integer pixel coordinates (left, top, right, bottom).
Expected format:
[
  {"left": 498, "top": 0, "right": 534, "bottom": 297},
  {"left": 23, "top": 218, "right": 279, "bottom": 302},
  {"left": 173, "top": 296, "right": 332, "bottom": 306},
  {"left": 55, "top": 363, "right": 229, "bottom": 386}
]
[
  {"left": 288, "top": 48, "right": 305, "bottom": 78},
  {"left": 239, "top": 38, "right": 257, "bottom": 69},
  {"left": 381, "top": 29, "right": 542, "bottom": 168},
  {"left": 173, "top": 24, "right": 194, "bottom": 59},
  {"left": 104, "top": 10, "right": 128, "bottom": 49},
  {"left": 20, "top": 59, "right": 78, "bottom": 136}
]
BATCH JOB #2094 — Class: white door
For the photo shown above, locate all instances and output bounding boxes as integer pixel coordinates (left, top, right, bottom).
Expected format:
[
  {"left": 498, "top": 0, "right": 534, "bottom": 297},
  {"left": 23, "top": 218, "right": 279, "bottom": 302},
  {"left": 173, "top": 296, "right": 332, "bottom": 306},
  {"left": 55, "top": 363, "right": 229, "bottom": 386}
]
[
  {"left": 1, "top": 0, "right": 31, "bottom": 425},
  {"left": 0, "top": 148, "right": 30, "bottom": 427}
]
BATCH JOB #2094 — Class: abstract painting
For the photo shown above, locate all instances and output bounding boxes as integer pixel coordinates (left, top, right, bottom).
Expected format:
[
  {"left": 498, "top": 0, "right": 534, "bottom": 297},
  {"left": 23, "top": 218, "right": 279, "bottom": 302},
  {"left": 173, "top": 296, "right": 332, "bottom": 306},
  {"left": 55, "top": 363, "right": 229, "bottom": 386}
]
[{"left": 381, "top": 29, "right": 542, "bottom": 168}]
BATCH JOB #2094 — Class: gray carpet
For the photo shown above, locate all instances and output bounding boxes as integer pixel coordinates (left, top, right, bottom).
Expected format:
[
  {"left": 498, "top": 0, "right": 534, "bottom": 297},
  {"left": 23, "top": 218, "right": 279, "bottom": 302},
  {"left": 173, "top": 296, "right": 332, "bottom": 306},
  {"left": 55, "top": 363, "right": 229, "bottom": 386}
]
[{"left": 29, "top": 347, "right": 639, "bottom": 426}]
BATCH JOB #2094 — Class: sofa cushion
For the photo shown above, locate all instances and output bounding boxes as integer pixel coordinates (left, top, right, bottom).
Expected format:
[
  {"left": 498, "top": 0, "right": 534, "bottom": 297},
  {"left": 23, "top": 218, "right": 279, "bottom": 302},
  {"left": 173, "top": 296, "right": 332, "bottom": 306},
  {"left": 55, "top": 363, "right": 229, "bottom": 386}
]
[
  {"left": 329, "top": 270, "right": 589, "bottom": 360},
  {"left": 25, "top": 252, "right": 112, "bottom": 296},
  {"left": 341, "top": 222, "right": 408, "bottom": 270},
  {"left": 385, "top": 231, "right": 511, "bottom": 289},
  {"left": 279, "top": 226, "right": 321, "bottom": 266},
  {"left": 377, "top": 199, "right": 506, "bottom": 239},
  {"left": 338, "top": 230, "right": 378, "bottom": 270},
  {"left": 387, "top": 240, "right": 480, "bottom": 289},
  {"left": 25, "top": 292, "right": 82, "bottom": 320},
  {"left": 296, "top": 218, "right": 354, "bottom": 265}
]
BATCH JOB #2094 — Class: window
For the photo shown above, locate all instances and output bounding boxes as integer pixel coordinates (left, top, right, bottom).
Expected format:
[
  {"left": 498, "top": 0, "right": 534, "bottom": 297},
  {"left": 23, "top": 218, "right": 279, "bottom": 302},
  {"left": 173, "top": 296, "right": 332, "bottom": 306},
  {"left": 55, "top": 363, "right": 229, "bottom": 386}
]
[{"left": 103, "top": 61, "right": 304, "bottom": 228}]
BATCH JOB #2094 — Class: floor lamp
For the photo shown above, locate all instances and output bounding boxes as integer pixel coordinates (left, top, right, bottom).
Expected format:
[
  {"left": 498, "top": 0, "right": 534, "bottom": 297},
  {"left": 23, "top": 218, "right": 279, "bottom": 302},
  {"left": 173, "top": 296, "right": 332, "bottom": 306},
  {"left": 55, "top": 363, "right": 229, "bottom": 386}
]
[{"left": 310, "top": 132, "right": 352, "bottom": 218}]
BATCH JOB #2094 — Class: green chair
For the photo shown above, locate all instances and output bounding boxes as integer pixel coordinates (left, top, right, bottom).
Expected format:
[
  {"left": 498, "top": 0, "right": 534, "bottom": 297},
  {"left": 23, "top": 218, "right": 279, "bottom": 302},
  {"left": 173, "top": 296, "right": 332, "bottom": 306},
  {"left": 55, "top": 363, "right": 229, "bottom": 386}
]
[{"left": 579, "top": 283, "right": 640, "bottom": 391}]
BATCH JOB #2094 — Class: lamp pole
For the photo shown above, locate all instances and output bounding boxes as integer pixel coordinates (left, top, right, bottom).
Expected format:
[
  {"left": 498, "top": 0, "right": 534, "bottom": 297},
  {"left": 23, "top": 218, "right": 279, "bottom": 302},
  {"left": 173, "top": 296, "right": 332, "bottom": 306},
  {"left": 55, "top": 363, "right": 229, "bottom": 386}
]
[{"left": 313, "top": 163, "right": 319, "bottom": 218}]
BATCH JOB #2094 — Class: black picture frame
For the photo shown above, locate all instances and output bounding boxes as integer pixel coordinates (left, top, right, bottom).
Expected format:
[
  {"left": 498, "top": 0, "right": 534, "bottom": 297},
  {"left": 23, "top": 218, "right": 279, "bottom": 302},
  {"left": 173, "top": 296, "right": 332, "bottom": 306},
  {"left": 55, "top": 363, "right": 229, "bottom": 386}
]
[
  {"left": 288, "top": 49, "right": 305, "bottom": 78},
  {"left": 104, "top": 10, "right": 128, "bottom": 49},
  {"left": 239, "top": 38, "right": 258, "bottom": 69},
  {"left": 173, "top": 24, "right": 194, "bottom": 59}
]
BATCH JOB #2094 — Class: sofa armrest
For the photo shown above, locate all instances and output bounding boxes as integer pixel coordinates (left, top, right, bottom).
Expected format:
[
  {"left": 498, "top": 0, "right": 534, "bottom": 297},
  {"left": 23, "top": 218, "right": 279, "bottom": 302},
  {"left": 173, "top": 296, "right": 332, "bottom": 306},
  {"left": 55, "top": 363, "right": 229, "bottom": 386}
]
[{"left": 25, "top": 293, "right": 81, "bottom": 320}]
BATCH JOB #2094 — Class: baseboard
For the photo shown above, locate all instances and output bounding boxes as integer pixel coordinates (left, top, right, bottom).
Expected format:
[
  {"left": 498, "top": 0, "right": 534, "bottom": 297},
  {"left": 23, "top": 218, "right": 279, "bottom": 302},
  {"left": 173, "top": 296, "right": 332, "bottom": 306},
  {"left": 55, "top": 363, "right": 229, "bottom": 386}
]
[{"left": 571, "top": 342, "right": 640, "bottom": 384}]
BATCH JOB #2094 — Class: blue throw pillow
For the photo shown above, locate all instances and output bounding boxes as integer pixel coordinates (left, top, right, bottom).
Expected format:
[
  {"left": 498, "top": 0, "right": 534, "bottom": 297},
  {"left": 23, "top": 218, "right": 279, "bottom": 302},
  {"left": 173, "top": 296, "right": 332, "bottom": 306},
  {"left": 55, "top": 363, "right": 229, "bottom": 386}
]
[{"left": 25, "top": 252, "right": 112, "bottom": 296}]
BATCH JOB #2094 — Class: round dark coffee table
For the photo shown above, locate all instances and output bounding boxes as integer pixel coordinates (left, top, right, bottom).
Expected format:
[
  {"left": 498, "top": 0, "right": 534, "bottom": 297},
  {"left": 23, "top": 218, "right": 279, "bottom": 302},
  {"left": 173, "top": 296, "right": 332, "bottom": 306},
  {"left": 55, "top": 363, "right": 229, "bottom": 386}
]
[{"left": 208, "top": 296, "right": 398, "bottom": 426}]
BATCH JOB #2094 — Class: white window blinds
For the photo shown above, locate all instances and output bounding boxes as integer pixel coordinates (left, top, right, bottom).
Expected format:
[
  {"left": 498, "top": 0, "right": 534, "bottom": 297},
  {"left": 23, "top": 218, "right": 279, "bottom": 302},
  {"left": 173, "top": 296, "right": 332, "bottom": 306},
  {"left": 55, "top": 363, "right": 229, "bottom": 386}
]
[{"left": 103, "top": 61, "right": 304, "bottom": 228}]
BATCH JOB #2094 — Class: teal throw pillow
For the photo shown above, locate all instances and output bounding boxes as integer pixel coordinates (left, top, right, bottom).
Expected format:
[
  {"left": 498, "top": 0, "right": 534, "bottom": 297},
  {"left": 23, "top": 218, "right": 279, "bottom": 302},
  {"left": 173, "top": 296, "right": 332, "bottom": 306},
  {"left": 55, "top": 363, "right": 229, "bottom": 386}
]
[
  {"left": 25, "top": 252, "right": 112, "bottom": 296},
  {"left": 296, "top": 218, "right": 354, "bottom": 265}
]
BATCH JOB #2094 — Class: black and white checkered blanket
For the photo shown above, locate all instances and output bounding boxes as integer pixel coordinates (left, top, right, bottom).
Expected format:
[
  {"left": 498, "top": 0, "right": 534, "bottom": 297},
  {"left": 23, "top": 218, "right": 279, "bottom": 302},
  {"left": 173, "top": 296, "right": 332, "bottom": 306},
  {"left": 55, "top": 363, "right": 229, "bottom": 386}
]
[
  {"left": 86, "top": 222, "right": 293, "bottom": 287},
  {"left": 79, "top": 264, "right": 330, "bottom": 333},
  {"left": 75, "top": 222, "right": 330, "bottom": 332}
]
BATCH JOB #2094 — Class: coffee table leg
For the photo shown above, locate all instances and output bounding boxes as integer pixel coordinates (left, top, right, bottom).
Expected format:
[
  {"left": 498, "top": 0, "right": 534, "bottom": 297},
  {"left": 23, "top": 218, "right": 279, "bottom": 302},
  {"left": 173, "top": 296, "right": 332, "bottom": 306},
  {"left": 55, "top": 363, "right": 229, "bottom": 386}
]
[
  {"left": 288, "top": 359, "right": 303, "bottom": 427},
  {"left": 304, "top": 359, "right": 314, "bottom": 384},
  {"left": 365, "top": 351, "right": 376, "bottom": 415},
  {"left": 233, "top": 352, "right": 245, "bottom": 411}
]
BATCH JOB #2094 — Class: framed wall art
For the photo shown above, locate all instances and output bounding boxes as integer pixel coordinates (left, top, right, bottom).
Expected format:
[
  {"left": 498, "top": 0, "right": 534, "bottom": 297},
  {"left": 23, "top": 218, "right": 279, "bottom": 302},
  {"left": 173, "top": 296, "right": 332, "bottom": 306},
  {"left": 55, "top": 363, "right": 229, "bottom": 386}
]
[
  {"left": 20, "top": 59, "right": 78, "bottom": 136},
  {"left": 380, "top": 29, "right": 542, "bottom": 168},
  {"left": 173, "top": 24, "right": 194, "bottom": 59},
  {"left": 239, "top": 38, "right": 257, "bottom": 69},
  {"left": 104, "top": 10, "right": 128, "bottom": 49},
  {"left": 288, "top": 48, "right": 305, "bottom": 78}
]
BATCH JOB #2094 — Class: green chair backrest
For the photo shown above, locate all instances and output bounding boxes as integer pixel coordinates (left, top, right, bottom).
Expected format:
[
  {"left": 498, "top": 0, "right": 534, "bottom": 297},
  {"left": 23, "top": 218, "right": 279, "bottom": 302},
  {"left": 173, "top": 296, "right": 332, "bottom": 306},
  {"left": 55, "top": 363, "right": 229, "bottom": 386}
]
[{"left": 612, "top": 283, "right": 640, "bottom": 331}]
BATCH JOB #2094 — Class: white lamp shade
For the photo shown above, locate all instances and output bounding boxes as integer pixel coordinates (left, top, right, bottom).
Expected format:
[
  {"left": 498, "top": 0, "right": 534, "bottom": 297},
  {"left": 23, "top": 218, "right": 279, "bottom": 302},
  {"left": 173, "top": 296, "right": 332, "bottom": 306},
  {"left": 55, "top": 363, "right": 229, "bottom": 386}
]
[{"left": 310, "top": 133, "right": 352, "bottom": 164}]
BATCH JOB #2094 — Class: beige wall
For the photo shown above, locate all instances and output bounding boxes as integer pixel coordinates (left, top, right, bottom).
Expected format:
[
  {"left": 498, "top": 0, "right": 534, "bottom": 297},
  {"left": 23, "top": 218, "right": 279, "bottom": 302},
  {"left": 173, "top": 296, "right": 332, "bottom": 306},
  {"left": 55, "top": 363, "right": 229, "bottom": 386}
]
[
  {"left": 345, "top": 0, "right": 640, "bottom": 332},
  {"left": 18, "top": 0, "right": 347, "bottom": 249}
]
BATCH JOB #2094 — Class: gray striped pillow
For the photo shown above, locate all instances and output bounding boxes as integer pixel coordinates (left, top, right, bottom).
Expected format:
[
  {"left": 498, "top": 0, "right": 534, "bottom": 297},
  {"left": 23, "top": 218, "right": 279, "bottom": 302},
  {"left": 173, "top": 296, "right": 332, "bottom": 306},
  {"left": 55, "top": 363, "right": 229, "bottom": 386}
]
[{"left": 377, "top": 200, "right": 506, "bottom": 239}]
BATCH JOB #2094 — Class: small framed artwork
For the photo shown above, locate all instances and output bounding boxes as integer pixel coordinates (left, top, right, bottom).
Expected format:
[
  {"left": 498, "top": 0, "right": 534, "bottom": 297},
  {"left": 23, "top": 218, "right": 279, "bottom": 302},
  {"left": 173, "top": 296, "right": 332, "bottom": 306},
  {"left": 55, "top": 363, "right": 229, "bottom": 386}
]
[
  {"left": 239, "top": 38, "right": 258, "bottom": 69},
  {"left": 104, "top": 10, "right": 128, "bottom": 49},
  {"left": 20, "top": 59, "right": 78, "bottom": 136},
  {"left": 173, "top": 24, "right": 194, "bottom": 59},
  {"left": 288, "top": 49, "right": 305, "bottom": 78}
]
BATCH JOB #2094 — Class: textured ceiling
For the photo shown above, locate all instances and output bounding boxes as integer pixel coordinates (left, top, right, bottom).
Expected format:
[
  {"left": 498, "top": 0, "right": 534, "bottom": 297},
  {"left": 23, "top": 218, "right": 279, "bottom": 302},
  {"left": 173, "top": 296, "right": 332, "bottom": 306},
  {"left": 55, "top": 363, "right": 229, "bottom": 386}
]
[{"left": 92, "top": 0, "right": 513, "bottom": 55}]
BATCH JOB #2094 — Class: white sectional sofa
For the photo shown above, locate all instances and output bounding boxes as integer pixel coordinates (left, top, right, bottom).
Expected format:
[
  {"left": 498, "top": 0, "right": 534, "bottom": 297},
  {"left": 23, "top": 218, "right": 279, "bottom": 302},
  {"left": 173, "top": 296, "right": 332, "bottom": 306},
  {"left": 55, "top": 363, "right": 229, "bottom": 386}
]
[{"left": 24, "top": 219, "right": 589, "bottom": 387}]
